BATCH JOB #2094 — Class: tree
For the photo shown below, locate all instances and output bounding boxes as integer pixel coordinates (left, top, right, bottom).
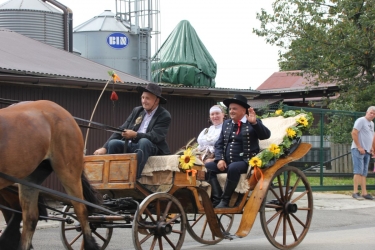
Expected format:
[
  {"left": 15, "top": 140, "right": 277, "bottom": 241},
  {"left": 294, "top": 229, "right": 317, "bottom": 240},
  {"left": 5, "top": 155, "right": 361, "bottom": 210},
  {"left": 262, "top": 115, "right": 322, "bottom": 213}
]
[{"left": 253, "top": 0, "right": 375, "bottom": 112}]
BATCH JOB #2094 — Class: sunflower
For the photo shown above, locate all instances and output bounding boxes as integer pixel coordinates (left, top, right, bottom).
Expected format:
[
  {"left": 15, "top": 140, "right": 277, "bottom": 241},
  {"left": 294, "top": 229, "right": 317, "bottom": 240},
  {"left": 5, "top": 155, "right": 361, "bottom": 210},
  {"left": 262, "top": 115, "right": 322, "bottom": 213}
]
[
  {"left": 287, "top": 128, "right": 296, "bottom": 138},
  {"left": 297, "top": 116, "right": 308, "bottom": 127},
  {"left": 275, "top": 109, "right": 283, "bottom": 116},
  {"left": 268, "top": 143, "right": 280, "bottom": 156},
  {"left": 179, "top": 148, "right": 196, "bottom": 170},
  {"left": 249, "top": 156, "right": 262, "bottom": 167}
]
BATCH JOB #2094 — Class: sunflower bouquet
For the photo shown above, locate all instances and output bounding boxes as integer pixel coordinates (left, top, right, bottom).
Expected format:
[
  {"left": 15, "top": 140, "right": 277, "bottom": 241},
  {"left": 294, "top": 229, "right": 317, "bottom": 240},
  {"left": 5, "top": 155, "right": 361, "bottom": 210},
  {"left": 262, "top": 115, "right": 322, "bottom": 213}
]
[{"left": 249, "top": 109, "right": 313, "bottom": 169}]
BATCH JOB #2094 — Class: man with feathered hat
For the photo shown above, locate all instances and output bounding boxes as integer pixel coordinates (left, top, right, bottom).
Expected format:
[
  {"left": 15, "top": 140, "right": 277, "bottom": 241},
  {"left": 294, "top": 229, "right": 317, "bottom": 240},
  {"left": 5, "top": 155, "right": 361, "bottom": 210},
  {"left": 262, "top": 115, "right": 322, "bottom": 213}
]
[{"left": 205, "top": 94, "right": 271, "bottom": 208}]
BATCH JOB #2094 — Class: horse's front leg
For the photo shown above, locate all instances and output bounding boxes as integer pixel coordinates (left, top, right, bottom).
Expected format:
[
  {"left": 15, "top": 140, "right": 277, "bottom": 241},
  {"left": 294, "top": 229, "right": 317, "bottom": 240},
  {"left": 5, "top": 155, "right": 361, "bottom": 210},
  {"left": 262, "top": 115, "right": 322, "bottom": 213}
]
[{"left": 18, "top": 185, "right": 39, "bottom": 250}]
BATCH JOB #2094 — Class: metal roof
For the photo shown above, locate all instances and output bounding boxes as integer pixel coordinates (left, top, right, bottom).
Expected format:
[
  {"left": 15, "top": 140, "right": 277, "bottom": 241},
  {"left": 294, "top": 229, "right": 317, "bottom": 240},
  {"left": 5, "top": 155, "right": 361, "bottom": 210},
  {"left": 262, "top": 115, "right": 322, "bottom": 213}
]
[
  {"left": 73, "top": 10, "right": 130, "bottom": 32},
  {"left": 0, "top": 28, "right": 260, "bottom": 100},
  {"left": 0, "top": 0, "right": 61, "bottom": 13},
  {"left": 255, "top": 70, "right": 339, "bottom": 99},
  {"left": 0, "top": 28, "right": 148, "bottom": 84},
  {"left": 257, "top": 71, "right": 336, "bottom": 92}
]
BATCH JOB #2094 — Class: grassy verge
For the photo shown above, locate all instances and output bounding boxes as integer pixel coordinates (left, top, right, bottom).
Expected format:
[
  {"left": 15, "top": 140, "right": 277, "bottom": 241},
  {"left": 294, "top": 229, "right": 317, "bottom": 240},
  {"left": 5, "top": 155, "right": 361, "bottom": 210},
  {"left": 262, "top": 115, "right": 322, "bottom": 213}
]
[{"left": 290, "top": 175, "right": 375, "bottom": 195}]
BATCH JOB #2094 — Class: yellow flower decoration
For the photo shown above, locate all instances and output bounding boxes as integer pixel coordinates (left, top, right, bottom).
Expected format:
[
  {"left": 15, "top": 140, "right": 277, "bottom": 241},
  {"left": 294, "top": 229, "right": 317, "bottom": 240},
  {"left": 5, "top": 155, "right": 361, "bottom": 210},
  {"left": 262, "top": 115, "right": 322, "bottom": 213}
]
[
  {"left": 275, "top": 109, "right": 283, "bottom": 116},
  {"left": 179, "top": 148, "right": 196, "bottom": 170},
  {"left": 297, "top": 116, "right": 308, "bottom": 127},
  {"left": 249, "top": 156, "right": 262, "bottom": 167},
  {"left": 268, "top": 143, "right": 280, "bottom": 155},
  {"left": 287, "top": 128, "right": 296, "bottom": 138}
]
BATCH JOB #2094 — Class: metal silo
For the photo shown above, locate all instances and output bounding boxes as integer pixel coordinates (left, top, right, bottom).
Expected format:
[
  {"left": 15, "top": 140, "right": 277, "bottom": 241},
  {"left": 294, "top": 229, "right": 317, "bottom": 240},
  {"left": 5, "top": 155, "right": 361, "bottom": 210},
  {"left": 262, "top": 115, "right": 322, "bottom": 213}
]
[
  {"left": 0, "top": 0, "right": 68, "bottom": 50},
  {"left": 73, "top": 10, "right": 141, "bottom": 78}
]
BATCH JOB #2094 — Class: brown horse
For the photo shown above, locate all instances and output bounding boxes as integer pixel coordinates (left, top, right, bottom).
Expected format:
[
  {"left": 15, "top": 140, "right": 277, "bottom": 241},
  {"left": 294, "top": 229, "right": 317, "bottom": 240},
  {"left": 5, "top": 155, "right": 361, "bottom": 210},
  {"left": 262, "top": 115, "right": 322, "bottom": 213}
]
[{"left": 0, "top": 100, "right": 100, "bottom": 250}]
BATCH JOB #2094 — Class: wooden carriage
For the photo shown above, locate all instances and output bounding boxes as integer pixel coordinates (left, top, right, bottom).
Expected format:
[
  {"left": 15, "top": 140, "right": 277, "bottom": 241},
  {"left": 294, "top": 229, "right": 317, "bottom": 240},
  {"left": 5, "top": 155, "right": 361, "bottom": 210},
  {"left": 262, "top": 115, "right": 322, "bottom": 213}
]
[{"left": 59, "top": 114, "right": 314, "bottom": 250}]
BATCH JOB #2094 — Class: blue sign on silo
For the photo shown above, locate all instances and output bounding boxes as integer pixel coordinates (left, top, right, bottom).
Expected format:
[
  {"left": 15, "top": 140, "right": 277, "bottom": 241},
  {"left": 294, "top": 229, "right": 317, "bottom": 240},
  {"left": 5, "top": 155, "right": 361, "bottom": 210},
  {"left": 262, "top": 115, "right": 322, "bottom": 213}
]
[{"left": 107, "top": 32, "right": 129, "bottom": 49}]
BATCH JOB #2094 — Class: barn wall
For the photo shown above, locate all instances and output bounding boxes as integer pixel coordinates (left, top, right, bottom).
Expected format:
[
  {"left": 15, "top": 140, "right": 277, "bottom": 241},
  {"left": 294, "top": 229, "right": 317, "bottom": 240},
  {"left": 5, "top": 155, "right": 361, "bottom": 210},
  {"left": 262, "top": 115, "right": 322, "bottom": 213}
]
[{"left": 0, "top": 83, "right": 217, "bottom": 192}]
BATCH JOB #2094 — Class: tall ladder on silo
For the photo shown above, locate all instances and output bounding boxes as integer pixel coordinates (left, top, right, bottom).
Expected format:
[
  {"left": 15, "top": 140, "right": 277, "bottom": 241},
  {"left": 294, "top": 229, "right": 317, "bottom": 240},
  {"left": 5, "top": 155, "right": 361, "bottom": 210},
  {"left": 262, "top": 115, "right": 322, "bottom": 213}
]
[
  {"left": 115, "top": 0, "right": 160, "bottom": 81},
  {"left": 138, "top": 28, "right": 150, "bottom": 80}
]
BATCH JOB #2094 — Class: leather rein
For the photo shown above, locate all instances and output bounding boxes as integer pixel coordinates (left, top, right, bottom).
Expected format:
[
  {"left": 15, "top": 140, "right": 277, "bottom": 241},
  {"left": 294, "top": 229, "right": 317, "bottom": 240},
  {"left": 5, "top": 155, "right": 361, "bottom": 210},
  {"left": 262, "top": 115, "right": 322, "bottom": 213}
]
[{"left": 0, "top": 97, "right": 121, "bottom": 134}]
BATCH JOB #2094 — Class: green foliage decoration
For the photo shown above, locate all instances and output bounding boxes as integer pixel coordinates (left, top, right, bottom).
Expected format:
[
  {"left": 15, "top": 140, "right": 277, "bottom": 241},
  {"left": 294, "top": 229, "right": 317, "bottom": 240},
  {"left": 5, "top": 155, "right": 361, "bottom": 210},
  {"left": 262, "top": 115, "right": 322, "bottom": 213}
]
[{"left": 250, "top": 109, "right": 314, "bottom": 168}]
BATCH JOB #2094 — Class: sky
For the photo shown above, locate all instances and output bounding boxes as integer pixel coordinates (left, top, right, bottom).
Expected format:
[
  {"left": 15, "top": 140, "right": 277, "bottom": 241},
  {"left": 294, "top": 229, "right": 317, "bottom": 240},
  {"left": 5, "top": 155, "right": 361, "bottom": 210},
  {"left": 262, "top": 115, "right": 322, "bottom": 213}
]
[{"left": 1, "top": 0, "right": 279, "bottom": 90}]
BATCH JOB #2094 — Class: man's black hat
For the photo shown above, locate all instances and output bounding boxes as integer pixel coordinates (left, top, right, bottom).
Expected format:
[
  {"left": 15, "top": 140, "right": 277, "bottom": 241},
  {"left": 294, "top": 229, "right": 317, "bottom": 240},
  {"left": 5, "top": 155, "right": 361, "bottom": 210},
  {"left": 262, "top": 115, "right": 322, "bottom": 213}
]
[
  {"left": 223, "top": 94, "right": 250, "bottom": 114},
  {"left": 136, "top": 83, "right": 167, "bottom": 104}
]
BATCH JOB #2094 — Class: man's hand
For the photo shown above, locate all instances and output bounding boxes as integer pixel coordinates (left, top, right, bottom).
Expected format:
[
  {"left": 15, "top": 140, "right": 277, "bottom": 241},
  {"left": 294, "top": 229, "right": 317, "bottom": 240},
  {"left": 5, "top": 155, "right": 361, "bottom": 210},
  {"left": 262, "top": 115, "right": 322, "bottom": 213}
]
[
  {"left": 93, "top": 147, "right": 107, "bottom": 155},
  {"left": 358, "top": 147, "right": 366, "bottom": 155},
  {"left": 217, "top": 160, "right": 227, "bottom": 171},
  {"left": 246, "top": 107, "right": 257, "bottom": 125},
  {"left": 121, "top": 129, "right": 137, "bottom": 139}
]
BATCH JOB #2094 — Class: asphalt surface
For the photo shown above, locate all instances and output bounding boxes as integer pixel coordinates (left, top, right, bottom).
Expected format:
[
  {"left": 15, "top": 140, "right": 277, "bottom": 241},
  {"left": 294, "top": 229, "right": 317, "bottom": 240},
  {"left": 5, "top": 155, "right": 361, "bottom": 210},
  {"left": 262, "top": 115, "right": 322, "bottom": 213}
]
[
  {"left": 3, "top": 192, "right": 375, "bottom": 230},
  {"left": 1, "top": 192, "right": 375, "bottom": 249}
]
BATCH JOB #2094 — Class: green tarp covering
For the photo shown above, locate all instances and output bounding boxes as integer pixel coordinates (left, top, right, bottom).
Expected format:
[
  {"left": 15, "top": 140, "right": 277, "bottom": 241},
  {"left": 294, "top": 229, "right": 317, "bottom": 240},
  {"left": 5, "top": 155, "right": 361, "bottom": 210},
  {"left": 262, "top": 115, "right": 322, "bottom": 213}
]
[{"left": 151, "top": 20, "right": 217, "bottom": 87}]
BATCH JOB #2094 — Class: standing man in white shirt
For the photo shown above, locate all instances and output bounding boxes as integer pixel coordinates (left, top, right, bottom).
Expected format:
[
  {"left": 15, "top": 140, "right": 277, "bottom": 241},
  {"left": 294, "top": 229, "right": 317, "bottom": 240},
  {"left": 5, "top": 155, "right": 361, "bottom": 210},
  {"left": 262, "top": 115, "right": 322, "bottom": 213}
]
[{"left": 351, "top": 106, "right": 375, "bottom": 200}]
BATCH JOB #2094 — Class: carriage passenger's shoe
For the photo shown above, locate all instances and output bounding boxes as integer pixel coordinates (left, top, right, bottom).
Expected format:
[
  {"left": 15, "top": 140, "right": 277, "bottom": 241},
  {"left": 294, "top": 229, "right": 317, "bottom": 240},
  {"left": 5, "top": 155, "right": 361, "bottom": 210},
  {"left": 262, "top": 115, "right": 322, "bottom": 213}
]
[
  {"left": 352, "top": 193, "right": 364, "bottom": 200},
  {"left": 362, "top": 194, "right": 374, "bottom": 200},
  {"left": 215, "top": 179, "right": 238, "bottom": 208},
  {"left": 215, "top": 199, "right": 229, "bottom": 208},
  {"left": 209, "top": 178, "right": 223, "bottom": 207}
]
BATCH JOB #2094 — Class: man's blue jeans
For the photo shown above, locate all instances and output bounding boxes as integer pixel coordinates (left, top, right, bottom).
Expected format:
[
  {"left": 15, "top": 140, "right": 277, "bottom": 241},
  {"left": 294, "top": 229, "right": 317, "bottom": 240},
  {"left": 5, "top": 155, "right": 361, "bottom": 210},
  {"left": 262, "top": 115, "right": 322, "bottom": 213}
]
[
  {"left": 351, "top": 148, "right": 370, "bottom": 176},
  {"left": 107, "top": 138, "right": 158, "bottom": 178}
]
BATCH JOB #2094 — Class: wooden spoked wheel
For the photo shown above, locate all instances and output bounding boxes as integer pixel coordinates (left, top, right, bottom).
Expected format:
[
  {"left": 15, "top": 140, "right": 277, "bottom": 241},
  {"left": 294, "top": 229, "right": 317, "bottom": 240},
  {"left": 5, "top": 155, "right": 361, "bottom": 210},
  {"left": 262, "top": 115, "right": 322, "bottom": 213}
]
[
  {"left": 259, "top": 166, "right": 313, "bottom": 250},
  {"left": 132, "top": 192, "right": 186, "bottom": 250},
  {"left": 60, "top": 205, "right": 113, "bottom": 250},
  {"left": 186, "top": 213, "right": 234, "bottom": 245}
]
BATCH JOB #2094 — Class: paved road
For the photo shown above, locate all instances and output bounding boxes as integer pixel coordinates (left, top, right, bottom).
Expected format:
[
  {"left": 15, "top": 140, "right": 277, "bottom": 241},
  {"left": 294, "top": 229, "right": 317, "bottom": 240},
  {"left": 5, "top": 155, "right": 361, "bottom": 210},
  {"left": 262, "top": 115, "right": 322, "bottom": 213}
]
[
  {"left": 2, "top": 193, "right": 375, "bottom": 249},
  {"left": 27, "top": 193, "right": 375, "bottom": 249}
]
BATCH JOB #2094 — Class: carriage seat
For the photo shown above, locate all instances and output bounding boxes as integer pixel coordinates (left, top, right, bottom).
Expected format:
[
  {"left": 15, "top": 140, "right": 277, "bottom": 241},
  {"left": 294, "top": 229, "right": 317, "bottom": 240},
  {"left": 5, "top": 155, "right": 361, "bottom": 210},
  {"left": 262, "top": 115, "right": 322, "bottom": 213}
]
[
  {"left": 137, "top": 154, "right": 205, "bottom": 193},
  {"left": 141, "top": 155, "right": 181, "bottom": 176},
  {"left": 137, "top": 114, "right": 305, "bottom": 193},
  {"left": 217, "top": 114, "right": 305, "bottom": 193}
]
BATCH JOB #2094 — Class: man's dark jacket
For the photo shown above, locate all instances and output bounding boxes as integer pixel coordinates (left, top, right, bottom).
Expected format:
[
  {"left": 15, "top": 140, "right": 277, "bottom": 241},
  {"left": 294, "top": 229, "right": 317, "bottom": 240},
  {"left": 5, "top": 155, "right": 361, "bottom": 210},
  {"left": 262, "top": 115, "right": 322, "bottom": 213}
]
[
  {"left": 103, "top": 106, "right": 171, "bottom": 155},
  {"left": 214, "top": 118, "right": 271, "bottom": 164}
]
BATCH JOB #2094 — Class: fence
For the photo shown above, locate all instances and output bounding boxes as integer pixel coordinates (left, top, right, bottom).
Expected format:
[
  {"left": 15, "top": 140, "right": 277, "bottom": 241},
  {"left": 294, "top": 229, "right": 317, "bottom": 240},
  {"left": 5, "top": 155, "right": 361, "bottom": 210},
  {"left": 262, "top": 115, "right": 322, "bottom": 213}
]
[{"left": 279, "top": 106, "right": 375, "bottom": 191}]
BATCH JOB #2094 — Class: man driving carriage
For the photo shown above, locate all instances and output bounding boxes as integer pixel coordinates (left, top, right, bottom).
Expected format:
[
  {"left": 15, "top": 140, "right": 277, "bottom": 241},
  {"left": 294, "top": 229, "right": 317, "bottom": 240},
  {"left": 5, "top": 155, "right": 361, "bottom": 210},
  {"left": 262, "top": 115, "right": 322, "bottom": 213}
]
[
  {"left": 94, "top": 83, "right": 171, "bottom": 179},
  {"left": 205, "top": 94, "right": 271, "bottom": 208}
]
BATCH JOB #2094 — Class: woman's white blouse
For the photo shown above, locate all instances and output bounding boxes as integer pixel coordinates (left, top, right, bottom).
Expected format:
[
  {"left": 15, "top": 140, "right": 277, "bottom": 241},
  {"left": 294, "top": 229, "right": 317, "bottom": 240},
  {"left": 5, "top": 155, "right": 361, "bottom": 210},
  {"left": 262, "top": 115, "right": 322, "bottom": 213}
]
[{"left": 197, "top": 123, "right": 223, "bottom": 153}]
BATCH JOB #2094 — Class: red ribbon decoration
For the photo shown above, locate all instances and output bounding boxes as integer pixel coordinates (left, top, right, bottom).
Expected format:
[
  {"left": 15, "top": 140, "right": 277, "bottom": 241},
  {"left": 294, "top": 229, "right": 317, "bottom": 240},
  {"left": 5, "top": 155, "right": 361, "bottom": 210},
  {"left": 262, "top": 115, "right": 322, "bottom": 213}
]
[{"left": 236, "top": 120, "right": 241, "bottom": 135}]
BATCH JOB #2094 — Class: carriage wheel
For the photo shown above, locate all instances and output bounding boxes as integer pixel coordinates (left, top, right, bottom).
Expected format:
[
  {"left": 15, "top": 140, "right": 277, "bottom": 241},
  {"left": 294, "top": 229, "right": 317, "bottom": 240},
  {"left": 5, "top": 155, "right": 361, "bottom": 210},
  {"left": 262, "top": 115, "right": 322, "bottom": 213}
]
[
  {"left": 132, "top": 192, "right": 186, "bottom": 250},
  {"left": 259, "top": 166, "right": 313, "bottom": 250},
  {"left": 60, "top": 205, "right": 113, "bottom": 250},
  {"left": 186, "top": 213, "right": 234, "bottom": 245}
]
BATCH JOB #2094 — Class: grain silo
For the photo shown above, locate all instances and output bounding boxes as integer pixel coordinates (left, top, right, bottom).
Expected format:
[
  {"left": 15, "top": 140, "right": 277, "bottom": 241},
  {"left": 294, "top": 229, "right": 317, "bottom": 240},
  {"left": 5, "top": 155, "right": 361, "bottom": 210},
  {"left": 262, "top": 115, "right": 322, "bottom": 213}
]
[
  {"left": 73, "top": 10, "right": 140, "bottom": 78},
  {"left": 0, "top": 0, "right": 71, "bottom": 51},
  {"left": 73, "top": 0, "right": 160, "bottom": 81}
]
